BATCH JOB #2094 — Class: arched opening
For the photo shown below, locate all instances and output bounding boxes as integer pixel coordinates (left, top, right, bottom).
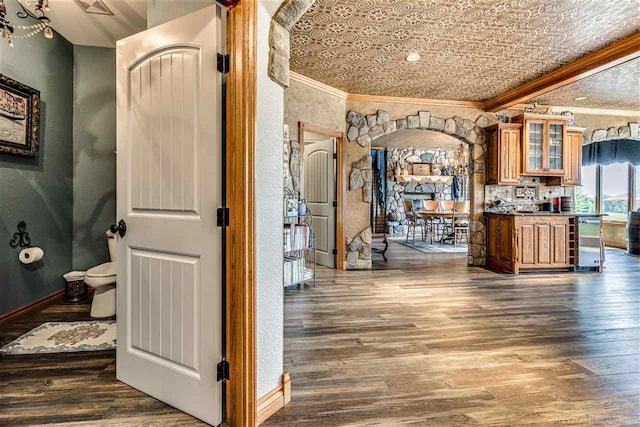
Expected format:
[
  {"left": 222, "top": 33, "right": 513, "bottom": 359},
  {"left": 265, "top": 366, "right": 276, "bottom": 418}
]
[
  {"left": 345, "top": 109, "right": 489, "bottom": 268},
  {"left": 370, "top": 130, "right": 471, "bottom": 242}
]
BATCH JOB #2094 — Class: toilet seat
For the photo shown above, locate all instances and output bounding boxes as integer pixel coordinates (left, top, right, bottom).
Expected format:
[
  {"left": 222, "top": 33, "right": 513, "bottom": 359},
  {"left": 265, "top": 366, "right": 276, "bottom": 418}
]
[{"left": 85, "top": 262, "right": 117, "bottom": 288}]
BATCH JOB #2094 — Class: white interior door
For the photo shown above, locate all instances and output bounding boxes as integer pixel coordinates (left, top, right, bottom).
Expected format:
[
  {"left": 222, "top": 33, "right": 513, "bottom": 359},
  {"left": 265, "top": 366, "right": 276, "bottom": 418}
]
[
  {"left": 304, "top": 139, "right": 336, "bottom": 268},
  {"left": 115, "top": 5, "right": 223, "bottom": 425}
]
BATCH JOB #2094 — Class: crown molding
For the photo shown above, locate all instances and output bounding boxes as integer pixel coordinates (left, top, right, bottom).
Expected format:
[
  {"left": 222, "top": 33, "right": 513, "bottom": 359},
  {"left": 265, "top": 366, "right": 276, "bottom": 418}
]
[
  {"left": 289, "top": 73, "right": 639, "bottom": 117},
  {"left": 513, "top": 103, "right": 640, "bottom": 117},
  {"left": 347, "top": 93, "right": 484, "bottom": 109},
  {"left": 289, "top": 72, "right": 348, "bottom": 99}
]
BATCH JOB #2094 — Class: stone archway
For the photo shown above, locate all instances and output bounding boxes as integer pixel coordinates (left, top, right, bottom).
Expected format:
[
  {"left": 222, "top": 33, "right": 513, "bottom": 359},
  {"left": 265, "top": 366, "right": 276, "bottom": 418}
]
[{"left": 345, "top": 109, "right": 493, "bottom": 267}]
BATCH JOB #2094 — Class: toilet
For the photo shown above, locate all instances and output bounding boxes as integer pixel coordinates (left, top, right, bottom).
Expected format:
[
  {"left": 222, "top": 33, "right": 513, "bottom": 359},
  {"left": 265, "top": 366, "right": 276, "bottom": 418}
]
[{"left": 85, "top": 230, "right": 117, "bottom": 318}]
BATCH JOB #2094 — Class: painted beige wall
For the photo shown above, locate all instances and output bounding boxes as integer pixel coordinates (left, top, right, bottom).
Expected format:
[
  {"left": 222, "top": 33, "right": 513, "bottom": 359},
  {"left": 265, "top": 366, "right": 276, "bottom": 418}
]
[
  {"left": 572, "top": 114, "right": 639, "bottom": 131},
  {"left": 284, "top": 79, "right": 347, "bottom": 141}
]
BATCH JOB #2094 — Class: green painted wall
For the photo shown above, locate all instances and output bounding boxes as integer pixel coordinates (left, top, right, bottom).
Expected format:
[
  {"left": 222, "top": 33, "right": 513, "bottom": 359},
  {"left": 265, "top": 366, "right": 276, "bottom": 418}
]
[
  {"left": 0, "top": 5, "right": 74, "bottom": 315},
  {"left": 72, "top": 46, "right": 116, "bottom": 271}
]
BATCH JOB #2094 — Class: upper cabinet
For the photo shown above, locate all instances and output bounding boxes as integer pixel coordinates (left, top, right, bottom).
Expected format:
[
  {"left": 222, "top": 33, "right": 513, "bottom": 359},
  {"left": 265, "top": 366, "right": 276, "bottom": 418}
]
[
  {"left": 512, "top": 114, "right": 569, "bottom": 176},
  {"left": 547, "top": 129, "right": 584, "bottom": 186},
  {"left": 486, "top": 123, "right": 522, "bottom": 185}
]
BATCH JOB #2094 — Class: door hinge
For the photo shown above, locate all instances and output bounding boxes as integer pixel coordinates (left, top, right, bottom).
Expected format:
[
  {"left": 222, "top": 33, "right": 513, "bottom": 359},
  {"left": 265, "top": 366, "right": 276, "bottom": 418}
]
[
  {"left": 332, "top": 201, "right": 338, "bottom": 208},
  {"left": 217, "top": 207, "right": 229, "bottom": 227},
  {"left": 332, "top": 153, "right": 337, "bottom": 160},
  {"left": 217, "top": 53, "right": 230, "bottom": 74},
  {"left": 217, "top": 358, "right": 230, "bottom": 382},
  {"left": 332, "top": 248, "right": 338, "bottom": 256}
]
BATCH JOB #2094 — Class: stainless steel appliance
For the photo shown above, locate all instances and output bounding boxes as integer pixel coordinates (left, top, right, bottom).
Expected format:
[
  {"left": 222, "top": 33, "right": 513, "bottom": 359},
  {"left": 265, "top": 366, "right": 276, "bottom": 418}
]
[{"left": 577, "top": 215, "right": 603, "bottom": 271}]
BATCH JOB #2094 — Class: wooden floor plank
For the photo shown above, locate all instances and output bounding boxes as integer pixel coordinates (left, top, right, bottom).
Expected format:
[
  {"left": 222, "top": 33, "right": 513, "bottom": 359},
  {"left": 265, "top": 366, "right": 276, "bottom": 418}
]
[
  {"left": 1, "top": 242, "right": 639, "bottom": 425},
  {"left": 264, "top": 242, "right": 640, "bottom": 426}
]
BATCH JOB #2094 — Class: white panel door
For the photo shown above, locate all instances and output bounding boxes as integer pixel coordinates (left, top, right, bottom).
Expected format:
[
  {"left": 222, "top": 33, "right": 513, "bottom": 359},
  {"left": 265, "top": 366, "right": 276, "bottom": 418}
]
[
  {"left": 115, "top": 5, "right": 223, "bottom": 425},
  {"left": 304, "top": 139, "right": 336, "bottom": 268}
]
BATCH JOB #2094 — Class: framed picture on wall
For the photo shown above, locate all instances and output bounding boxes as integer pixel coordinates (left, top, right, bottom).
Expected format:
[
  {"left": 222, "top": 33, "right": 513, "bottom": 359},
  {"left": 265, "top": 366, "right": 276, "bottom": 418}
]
[{"left": 0, "top": 74, "right": 40, "bottom": 157}]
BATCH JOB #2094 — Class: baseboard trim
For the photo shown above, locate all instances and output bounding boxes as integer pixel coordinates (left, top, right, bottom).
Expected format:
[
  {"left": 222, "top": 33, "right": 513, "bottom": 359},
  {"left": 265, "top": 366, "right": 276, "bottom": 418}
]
[
  {"left": 0, "top": 289, "right": 65, "bottom": 327},
  {"left": 257, "top": 372, "right": 291, "bottom": 426}
]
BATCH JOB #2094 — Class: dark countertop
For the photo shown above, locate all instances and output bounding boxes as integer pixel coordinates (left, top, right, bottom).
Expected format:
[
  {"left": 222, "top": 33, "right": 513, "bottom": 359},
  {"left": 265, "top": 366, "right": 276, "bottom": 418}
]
[{"left": 485, "top": 211, "right": 604, "bottom": 217}]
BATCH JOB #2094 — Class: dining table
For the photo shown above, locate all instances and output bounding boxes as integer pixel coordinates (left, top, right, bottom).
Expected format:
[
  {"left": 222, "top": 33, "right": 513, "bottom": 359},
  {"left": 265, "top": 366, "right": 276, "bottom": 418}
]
[{"left": 416, "top": 210, "right": 470, "bottom": 243}]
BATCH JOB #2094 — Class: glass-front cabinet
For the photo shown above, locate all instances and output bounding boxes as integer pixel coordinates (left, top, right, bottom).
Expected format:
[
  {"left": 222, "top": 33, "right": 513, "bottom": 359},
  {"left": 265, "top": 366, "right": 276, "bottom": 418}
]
[{"left": 513, "top": 114, "right": 568, "bottom": 176}]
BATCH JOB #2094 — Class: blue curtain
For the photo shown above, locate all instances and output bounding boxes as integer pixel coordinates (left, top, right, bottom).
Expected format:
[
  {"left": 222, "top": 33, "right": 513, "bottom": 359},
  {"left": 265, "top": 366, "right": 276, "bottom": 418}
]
[
  {"left": 583, "top": 139, "right": 640, "bottom": 166},
  {"left": 371, "top": 149, "right": 386, "bottom": 207}
]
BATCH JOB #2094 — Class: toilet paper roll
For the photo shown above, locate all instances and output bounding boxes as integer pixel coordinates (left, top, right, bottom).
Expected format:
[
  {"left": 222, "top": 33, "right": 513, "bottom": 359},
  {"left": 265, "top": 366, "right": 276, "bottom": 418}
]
[{"left": 19, "top": 247, "right": 44, "bottom": 265}]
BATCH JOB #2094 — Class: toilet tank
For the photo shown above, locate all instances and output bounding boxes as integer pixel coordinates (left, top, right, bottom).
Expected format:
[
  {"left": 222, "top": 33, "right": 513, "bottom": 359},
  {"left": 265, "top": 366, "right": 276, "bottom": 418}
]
[{"left": 106, "top": 229, "right": 117, "bottom": 262}]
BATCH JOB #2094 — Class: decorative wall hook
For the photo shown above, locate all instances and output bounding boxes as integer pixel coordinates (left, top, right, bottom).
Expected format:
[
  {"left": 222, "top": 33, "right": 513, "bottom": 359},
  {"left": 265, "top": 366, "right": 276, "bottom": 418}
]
[{"left": 9, "top": 221, "right": 31, "bottom": 248}]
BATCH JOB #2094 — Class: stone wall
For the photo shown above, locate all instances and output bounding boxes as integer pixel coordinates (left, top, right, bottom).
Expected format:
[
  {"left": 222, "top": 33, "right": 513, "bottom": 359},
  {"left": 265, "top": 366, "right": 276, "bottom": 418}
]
[
  {"left": 345, "top": 108, "right": 493, "bottom": 268},
  {"left": 385, "top": 147, "right": 468, "bottom": 232},
  {"left": 268, "top": 0, "right": 315, "bottom": 87}
]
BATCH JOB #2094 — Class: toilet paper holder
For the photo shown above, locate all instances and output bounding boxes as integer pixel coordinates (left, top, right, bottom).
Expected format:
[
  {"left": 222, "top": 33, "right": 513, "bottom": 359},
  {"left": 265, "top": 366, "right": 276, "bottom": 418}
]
[{"left": 9, "top": 221, "right": 32, "bottom": 248}]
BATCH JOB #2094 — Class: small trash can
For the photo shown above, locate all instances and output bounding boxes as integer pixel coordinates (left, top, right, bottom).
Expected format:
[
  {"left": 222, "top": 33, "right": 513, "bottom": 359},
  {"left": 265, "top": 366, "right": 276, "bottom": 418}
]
[{"left": 63, "top": 271, "right": 87, "bottom": 302}]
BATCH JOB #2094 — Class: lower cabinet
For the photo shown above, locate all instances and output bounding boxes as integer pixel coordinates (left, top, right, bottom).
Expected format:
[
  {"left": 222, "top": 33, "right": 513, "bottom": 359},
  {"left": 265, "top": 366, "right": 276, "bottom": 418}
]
[{"left": 486, "top": 214, "right": 575, "bottom": 274}]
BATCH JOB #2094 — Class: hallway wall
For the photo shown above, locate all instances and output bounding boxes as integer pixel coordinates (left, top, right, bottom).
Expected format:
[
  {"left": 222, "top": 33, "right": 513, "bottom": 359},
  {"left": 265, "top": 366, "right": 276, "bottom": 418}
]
[
  {"left": 0, "top": 6, "right": 74, "bottom": 316},
  {"left": 72, "top": 46, "right": 116, "bottom": 271},
  {"left": 257, "top": 0, "right": 286, "bottom": 399},
  {"left": 284, "top": 76, "right": 346, "bottom": 196}
]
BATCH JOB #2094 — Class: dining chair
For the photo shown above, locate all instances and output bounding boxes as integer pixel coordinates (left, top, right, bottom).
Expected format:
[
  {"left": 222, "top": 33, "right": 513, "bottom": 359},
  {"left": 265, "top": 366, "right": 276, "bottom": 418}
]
[
  {"left": 452, "top": 201, "right": 470, "bottom": 247},
  {"left": 422, "top": 200, "right": 439, "bottom": 243},
  {"left": 403, "top": 199, "right": 426, "bottom": 244},
  {"left": 437, "top": 200, "right": 455, "bottom": 243}
]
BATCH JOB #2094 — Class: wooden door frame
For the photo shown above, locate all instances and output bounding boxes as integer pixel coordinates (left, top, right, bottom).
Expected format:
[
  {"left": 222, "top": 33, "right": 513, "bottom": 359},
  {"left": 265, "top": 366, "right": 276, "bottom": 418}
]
[
  {"left": 226, "top": 0, "right": 257, "bottom": 426},
  {"left": 299, "top": 122, "right": 346, "bottom": 271}
]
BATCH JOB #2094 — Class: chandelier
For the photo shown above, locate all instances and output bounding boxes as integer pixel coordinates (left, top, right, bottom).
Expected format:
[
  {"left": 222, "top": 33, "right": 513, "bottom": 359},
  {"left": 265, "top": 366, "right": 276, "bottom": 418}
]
[{"left": 0, "top": 0, "right": 53, "bottom": 47}]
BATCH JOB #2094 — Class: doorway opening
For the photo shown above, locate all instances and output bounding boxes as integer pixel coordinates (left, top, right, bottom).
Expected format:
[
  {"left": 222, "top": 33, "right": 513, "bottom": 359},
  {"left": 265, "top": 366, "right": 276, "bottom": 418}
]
[
  {"left": 290, "top": 122, "right": 346, "bottom": 273},
  {"left": 368, "top": 129, "right": 472, "bottom": 264}
]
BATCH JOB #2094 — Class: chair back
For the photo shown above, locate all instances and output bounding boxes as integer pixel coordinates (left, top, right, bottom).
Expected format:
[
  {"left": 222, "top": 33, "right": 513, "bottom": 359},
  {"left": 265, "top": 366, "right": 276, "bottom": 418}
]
[
  {"left": 454, "top": 200, "right": 470, "bottom": 213},
  {"left": 403, "top": 199, "right": 415, "bottom": 214},
  {"left": 403, "top": 199, "right": 418, "bottom": 222},
  {"left": 440, "top": 200, "right": 454, "bottom": 212},
  {"left": 422, "top": 200, "right": 439, "bottom": 212}
]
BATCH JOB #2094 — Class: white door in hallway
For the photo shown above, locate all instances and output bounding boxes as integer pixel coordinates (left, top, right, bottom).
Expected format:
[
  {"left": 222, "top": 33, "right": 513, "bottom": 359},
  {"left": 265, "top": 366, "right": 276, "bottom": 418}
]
[
  {"left": 115, "top": 5, "right": 223, "bottom": 425},
  {"left": 304, "top": 139, "right": 336, "bottom": 268}
]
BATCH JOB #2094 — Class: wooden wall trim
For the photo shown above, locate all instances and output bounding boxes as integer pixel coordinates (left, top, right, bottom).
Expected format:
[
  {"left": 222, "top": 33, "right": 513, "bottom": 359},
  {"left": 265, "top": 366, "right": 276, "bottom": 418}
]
[
  {"left": 298, "top": 122, "right": 347, "bottom": 271},
  {"left": 485, "top": 32, "right": 640, "bottom": 112},
  {"left": 513, "top": 104, "right": 640, "bottom": 118},
  {"left": 347, "top": 93, "right": 484, "bottom": 109},
  {"left": 257, "top": 373, "right": 291, "bottom": 426},
  {"left": 0, "top": 289, "right": 65, "bottom": 327},
  {"left": 226, "top": 0, "right": 257, "bottom": 426},
  {"left": 290, "top": 71, "right": 348, "bottom": 100}
]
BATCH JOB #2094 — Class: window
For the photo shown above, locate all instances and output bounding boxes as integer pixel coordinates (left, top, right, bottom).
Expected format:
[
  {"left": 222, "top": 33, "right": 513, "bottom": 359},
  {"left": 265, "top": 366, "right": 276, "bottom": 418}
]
[
  {"left": 635, "top": 165, "right": 640, "bottom": 211},
  {"left": 602, "top": 163, "right": 629, "bottom": 222},
  {"left": 575, "top": 165, "right": 597, "bottom": 214}
]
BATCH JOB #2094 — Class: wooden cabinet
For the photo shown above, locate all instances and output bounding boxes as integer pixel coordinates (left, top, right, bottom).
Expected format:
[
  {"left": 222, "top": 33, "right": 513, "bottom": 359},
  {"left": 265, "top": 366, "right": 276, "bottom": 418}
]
[
  {"left": 486, "top": 123, "right": 521, "bottom": 185},
  {"left": 486, "top": 213, "right": 575, "bottom": 274},
  {"left": 512, "top": 114, "right": 570, "bottom": 176},
  {"left": 486, "top": 214, "right": 517, "bottom": 273},
  {"left": 547, "top": 130, "right": 583, "bottom": 186}
]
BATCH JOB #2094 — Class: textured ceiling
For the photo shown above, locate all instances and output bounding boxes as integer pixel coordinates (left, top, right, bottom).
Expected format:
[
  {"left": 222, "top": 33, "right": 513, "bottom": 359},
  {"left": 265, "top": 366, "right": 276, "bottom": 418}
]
[
  {"left": 527, "top": 58, "right": 640, "bottom": 110},
  {"left": 290, "top": 0, "right": 640, "bottom": 102}
]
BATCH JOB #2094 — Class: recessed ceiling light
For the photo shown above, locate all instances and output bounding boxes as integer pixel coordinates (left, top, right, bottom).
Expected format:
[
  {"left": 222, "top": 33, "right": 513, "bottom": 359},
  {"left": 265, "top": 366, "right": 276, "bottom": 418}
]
[
  {"left": 574, "top": 96, "right": 587, "bottom": 101},
  {"left": 406, "top": 52, "right": 421, "bottom": 62}
]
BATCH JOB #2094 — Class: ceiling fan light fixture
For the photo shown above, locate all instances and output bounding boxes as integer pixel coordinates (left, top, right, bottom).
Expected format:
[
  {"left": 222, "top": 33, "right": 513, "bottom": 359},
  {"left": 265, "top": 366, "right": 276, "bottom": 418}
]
[{"left": 405, "top": 52, "right": 421, "bottom": 62}]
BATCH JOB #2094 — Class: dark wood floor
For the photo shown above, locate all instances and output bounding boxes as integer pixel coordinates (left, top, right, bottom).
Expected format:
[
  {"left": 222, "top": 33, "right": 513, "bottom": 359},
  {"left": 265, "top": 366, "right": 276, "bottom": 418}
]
[
  {"left": 264, "top": 242, "right": 640, "bottom": 426},
  {"left": 0, "top": 299, "right": 201, "bottom": 426},
  {"left": 1, "top": 242, "right": 639, "bottom": 426}
]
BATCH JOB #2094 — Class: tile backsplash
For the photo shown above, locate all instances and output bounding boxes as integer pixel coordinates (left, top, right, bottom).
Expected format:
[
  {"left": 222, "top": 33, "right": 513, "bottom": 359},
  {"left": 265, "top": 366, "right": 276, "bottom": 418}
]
[{"left": 485, "top": 177, "right": 574, "bottom": 212}]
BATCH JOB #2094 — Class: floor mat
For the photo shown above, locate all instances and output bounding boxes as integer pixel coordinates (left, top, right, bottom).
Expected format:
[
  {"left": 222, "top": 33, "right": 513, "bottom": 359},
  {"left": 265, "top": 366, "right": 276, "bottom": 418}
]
[
  {"left": 390, "top": 237, "right": 468, "bottom": 253},
  {"left": 1, "top": 321, "right": 116, "bottom": 355}
]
